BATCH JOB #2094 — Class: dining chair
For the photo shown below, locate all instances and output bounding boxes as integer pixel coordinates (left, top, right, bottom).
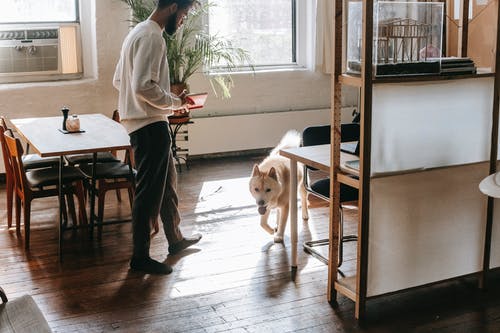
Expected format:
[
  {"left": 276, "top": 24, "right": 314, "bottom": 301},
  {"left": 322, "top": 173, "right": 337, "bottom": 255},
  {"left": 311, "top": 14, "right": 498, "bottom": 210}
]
[
  {"left": 0, "top": 118, "right": 60, "bottom": 229},
  {"left": 0, "top": 117, "right": 60, "bottom": 170},
  {"left": 302, "top": 124, "right": 359, "bottom": 270},
  {"left": 63, "top": 111, "right": 121, "bottom": 166},
  {"left": 3, "top": 130, "right": 88, "bottom": 250},
  {"left": 77, "top": 110, "right": 135, "bottom": 238}
]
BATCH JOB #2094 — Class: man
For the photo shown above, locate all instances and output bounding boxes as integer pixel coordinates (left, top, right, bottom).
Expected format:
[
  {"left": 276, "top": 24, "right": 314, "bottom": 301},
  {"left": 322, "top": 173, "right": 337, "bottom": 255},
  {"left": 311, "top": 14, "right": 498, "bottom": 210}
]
[{"left": 113, "top": 0, "right": 201, "bottom": 275}]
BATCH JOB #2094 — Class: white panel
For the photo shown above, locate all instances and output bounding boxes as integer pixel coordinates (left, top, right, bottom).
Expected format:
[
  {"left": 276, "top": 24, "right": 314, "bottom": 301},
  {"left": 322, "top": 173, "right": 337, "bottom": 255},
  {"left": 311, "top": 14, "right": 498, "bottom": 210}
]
[
  {"left": 188, "top": 109, "right": 330, "bottom": 155},
  {"left": 367, "top": 163, "right": 488, "bottom": 297},
  {"left": 371, "top": 77, "right": 494, "bottom": 175}
]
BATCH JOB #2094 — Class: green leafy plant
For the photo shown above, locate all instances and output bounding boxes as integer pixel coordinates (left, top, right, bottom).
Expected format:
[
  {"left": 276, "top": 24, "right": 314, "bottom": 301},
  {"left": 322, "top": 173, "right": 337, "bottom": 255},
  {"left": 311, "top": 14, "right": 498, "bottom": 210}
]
[{"left": 121, "top": 0, "right": 253, "bottom": 98}]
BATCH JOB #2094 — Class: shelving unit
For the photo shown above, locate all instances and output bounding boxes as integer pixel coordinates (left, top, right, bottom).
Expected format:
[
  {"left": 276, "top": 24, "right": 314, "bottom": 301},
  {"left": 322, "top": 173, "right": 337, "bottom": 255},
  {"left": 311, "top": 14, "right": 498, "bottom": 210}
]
[{"left": 328, "top": 0, "right": 500, "bottom": 320}]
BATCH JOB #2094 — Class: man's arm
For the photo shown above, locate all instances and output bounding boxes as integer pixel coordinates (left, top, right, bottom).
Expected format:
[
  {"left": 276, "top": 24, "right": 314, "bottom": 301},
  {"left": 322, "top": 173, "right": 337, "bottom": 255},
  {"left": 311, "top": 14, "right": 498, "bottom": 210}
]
[{"left": 131, "top": 35, "right": 182, "bottom": 110}]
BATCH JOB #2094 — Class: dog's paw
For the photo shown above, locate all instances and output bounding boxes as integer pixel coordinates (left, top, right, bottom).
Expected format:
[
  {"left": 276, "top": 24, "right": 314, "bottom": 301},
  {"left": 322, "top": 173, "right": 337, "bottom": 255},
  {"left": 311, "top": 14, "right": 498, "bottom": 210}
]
[
  {"left": 274, "top": 234, "right": 284, "bottom": 243},
  {"left": 302, "top": 212, "right": 309, "bottom": 221}
]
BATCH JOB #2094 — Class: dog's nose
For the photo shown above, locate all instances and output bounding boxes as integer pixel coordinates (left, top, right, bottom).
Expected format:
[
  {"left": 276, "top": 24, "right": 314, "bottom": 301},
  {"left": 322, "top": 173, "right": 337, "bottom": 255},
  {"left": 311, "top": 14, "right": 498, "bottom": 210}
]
[{"left": 258, "top": 200, "right": 265, "bottom": 206}]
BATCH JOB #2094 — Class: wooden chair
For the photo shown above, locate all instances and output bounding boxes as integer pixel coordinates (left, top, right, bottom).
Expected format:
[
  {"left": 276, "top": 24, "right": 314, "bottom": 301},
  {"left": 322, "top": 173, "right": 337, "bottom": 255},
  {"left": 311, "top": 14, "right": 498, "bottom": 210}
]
[
  {"left": 0, "top": 117, "right": 59, "bottom": 228},
  {"left": 3, "top": 131, "right": 88, "bottom": 249},
  {"left": 64, "top": 111, "right": 121, "bottom": 166},
  {"left": 77, "top": 110, "right": 135, "bottom": 238},
  {"left": 0, "top": 117, "right": 60, "bottom": 170}
]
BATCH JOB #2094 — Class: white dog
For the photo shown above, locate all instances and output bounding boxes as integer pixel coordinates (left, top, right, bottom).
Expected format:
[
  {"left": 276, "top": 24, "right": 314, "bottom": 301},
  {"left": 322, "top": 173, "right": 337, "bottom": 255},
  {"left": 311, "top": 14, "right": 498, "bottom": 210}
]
[{"left": 249, "top": 130, "right": 309, "bottom": 242}]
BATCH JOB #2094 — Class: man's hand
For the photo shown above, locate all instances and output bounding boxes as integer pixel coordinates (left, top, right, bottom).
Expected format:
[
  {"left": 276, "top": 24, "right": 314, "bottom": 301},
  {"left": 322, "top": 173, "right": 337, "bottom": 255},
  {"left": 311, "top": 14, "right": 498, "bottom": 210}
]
[{"left": 177, "top": 89, "right": 190, "bottom": 104}]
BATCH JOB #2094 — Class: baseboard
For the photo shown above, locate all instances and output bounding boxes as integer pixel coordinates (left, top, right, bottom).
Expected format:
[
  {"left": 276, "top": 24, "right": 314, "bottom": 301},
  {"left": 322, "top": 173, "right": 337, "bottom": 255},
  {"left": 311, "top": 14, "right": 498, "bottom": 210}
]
[{"left": 189, "top": 147, "right": 271, "bottom": 161}]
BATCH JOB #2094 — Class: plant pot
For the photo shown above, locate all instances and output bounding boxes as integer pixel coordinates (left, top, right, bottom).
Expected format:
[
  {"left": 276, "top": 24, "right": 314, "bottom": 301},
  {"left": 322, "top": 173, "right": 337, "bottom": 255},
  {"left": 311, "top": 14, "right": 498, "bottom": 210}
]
[{"left": 170, "top": 83, "right": 188, "bottom": 96}]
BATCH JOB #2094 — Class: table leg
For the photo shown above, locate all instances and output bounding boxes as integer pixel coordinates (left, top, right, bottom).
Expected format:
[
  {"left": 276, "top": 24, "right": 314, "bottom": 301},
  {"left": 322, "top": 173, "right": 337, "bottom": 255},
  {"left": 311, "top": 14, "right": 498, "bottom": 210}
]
[
  {"left": 290, "top": 159, "right": 298, "bottom": 280},
  {"left": 89, "top": 152, "right": 97, "bottom": 239},
  {"left": 58, "top": 156, "right": 64, "bottom": 262}
]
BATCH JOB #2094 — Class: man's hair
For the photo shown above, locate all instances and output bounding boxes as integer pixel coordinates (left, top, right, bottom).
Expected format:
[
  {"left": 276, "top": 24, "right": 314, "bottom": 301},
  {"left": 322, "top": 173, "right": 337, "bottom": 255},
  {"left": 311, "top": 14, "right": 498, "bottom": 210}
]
[{"left": 157, "top": 0, "right": 198, "bottom": 10}]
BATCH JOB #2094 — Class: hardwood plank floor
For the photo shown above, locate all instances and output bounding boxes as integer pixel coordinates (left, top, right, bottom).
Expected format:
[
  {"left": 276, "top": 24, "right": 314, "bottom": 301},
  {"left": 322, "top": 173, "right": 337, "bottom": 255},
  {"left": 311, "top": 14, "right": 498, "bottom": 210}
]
[{"left": 1, "top": 155, "right": 500, "bottom": 332}]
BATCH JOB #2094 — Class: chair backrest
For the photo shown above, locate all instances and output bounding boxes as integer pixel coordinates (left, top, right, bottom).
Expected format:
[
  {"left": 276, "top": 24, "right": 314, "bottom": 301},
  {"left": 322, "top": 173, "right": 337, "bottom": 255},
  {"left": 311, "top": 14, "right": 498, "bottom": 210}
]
[
  {"left": 302, "top": 123, "right": 360, "bottom": 147},
  {"left": 3, "top": 130, "right": 28, "bottom": 198},
  {"left": 112, "top": 109, "right": 120, "bottom": 123},
  {"left": 302, "top": 125, "right": 331, "bottom": 147},
  {"left": 0, "top": 117, "right": 14, "bottom": 183},
  {"left": 340, "top": 123, "right": 360, "bottom": 143}
]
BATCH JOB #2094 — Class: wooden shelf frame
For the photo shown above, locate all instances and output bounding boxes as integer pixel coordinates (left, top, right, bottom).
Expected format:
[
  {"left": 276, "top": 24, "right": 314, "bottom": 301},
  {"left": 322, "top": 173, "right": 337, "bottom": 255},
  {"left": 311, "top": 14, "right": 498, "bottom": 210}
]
[{"left": 329, "top": 0, "right": 500, "bottom": 320}]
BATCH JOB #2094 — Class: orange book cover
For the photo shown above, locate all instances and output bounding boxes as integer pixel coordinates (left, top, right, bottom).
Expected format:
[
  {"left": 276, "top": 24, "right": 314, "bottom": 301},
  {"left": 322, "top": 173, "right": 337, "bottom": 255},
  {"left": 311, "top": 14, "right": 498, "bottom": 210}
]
[{"left": 186, "top": 92, "right": 208, "bottom": 110}]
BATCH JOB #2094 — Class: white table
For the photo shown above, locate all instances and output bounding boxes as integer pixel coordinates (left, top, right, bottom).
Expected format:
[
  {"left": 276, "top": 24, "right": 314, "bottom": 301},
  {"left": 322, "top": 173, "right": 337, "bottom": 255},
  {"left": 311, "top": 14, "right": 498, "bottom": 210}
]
[
  {"left": 11, "top": 114, "right": 131, "bottom": 259},
  {"left": 279, "top": 144, "right": 358, "bottom": 279}
]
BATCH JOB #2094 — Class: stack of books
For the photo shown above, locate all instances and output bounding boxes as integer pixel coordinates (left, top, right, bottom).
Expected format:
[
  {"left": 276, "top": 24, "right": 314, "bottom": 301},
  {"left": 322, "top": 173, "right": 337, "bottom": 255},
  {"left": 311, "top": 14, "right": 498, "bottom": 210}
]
[{"left": 440, "top": 57, "right": 476, "bottom": 75}]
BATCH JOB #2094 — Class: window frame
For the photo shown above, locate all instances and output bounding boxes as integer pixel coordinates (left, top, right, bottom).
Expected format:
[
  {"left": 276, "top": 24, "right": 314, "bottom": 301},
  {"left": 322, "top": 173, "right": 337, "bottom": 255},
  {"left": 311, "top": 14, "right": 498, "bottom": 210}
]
[
  {"left": 206, "top": 0, "right": 315, "bottom": 74},
  {"left": 0, "top": 0, "right": 80, "bottom": 25},
  {"left": 0, "top": 0, "right": 83, "bottom": 84}
]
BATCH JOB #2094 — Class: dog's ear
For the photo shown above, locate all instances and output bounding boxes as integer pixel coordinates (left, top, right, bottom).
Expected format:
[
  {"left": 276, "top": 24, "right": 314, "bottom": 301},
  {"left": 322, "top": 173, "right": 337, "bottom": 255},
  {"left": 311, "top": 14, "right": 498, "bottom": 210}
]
[
  {"left": 268, "top": 167, "right": 278, "bottom": 181},
  {"left": 251, "top": 164, "right": 260, "bottom": 177}
]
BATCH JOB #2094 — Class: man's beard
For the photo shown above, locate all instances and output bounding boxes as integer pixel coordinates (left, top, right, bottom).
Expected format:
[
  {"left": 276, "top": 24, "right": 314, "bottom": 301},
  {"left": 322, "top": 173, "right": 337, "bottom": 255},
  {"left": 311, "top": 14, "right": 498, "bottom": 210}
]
[{"left": 165, "top": 13, "right": 178, "bottom": 35}]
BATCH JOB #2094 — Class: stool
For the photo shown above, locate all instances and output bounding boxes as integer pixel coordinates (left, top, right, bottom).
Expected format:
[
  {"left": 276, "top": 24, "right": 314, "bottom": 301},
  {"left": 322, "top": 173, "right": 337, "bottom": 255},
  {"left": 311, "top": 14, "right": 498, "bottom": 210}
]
[{"left": 168, "top": 115, "right": 193, "bottom": 172}]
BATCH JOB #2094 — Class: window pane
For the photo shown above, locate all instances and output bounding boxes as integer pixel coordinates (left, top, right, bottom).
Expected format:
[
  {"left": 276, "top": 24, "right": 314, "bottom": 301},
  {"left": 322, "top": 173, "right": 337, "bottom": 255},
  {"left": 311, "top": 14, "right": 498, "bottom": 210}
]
[
  {"left": 0, "top": 0, "right": 77, "bottom": 23},
  {"left": 209, "top": 0, "right": 294, "bottom": 67}
]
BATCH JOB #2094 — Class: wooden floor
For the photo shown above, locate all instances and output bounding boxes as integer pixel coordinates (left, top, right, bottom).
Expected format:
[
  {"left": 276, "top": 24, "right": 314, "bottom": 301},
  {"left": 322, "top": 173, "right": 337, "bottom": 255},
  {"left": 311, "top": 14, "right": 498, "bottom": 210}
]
[{"left": 2, "top": 156, "right": 500, "bottom": 332}]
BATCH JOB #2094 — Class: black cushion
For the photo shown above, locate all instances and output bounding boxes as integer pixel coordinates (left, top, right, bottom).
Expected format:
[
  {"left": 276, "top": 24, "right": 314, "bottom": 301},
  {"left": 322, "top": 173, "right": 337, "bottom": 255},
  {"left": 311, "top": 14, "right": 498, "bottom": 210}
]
[
  {"left": 302, "top": 124, "right": 360, "bottom": 147},
  {"left": 22, "top": 154, "right": 60, "bottom": 170},
  {"left": 65, "top": 152, "right": 119, "bottom": 165},
  {"left": 310, "top": 178, "right": 359, "bottom": 203},
  {"left": 26, "top": 166, "right": 86, "bottom": 187},
  {"left": 78, "top": 162, "right": 135, "bottom": 180}
]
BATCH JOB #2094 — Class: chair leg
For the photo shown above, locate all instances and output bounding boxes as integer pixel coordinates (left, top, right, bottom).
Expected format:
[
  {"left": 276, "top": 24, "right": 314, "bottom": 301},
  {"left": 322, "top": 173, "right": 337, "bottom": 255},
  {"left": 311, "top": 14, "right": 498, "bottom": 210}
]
[
  {"left": 23, "top": 200, "right": 31, "bottom": 250},
  {"left": 115, "top": 185, "right": 122, "bottom": 202},
  {"left": 66, "top": 191, "right": 78, "bottom": 227},
  {"left": 61, "top": 194, "right": 68, "bottom": 225},
  {"left": 75, "top": 182, "right": 88, "bottom": 226},
  {"left": 6, "top": 177, "right": 13, "bottom": 228},
  {"left": 127, "top": 186, "right": 134, "bottom": 209},
  {"left": 339, "top": 207, "right": 344, "bottom": 267},
  {"left": 97, "top": 189, "right": 106, "bottom": 239},
  {"left": 15, "top": 195, "right": 21, "bottom": 233}
]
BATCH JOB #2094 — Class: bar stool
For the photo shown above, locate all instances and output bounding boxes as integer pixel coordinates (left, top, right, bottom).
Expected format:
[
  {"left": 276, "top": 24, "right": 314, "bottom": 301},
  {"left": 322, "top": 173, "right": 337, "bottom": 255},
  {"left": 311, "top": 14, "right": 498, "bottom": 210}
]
[{"left": 168, "top": 115, "right": 193, "bottom": 172}]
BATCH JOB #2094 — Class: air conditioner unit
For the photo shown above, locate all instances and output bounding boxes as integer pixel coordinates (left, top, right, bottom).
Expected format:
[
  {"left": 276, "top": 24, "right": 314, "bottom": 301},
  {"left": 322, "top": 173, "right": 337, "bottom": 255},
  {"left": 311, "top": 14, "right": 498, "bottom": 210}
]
[{"left": 0, "top": 23, "right": 82, "bottom": 83}]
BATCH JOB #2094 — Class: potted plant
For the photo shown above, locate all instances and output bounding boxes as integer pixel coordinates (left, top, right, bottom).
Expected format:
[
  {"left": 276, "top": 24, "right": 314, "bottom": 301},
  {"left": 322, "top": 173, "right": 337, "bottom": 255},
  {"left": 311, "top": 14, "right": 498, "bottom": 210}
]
[{"left": 120, "top": 0, "right": 252, "bottom": 99}]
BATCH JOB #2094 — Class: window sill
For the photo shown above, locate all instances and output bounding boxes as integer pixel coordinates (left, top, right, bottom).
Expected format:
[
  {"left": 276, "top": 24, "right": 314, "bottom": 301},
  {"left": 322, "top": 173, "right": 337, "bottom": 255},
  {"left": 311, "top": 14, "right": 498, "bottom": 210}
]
[
  {"left": 0, "top": 74, "right": 99, "bottom": 90},
  {"left": 207, "top": 64, "right": 309, "bottom": 77}
]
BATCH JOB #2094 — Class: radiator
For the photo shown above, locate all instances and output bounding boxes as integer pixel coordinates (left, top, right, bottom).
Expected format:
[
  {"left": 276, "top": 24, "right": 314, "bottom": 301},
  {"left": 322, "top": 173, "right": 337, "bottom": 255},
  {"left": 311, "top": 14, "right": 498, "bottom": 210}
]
[{"left": 187, "top": 109, "right": 332, "bottom": 156}]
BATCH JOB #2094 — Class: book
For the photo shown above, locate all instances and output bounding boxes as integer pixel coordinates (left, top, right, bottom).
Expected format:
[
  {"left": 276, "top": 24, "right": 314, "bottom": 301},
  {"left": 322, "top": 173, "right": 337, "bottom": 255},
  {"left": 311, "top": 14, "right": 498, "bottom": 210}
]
[
  {"left": 344, "top": 159, "right": 360, "bottom": 171},
  {"left": 185, "top": 92, "right": 208, "bottom": 110}
]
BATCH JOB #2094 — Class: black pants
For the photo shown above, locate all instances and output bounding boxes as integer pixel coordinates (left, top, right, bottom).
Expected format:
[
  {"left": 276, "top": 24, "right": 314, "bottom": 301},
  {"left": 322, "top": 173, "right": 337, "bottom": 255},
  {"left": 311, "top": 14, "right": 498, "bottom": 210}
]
[{"left": 129, "top": 121, "right": 183, "bottom": 259}]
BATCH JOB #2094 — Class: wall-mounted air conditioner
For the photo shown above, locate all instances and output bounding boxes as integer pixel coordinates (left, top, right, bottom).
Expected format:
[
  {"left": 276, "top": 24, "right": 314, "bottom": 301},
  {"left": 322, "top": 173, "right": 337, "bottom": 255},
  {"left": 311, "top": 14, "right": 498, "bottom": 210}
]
[{"left": 0, "top": 23, "right": 82, "bottom": 83}]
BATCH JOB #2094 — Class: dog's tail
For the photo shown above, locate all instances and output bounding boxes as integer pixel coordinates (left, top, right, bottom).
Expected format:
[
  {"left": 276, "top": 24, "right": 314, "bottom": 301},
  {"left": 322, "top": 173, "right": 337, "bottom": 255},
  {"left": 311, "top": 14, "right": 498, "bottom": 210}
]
[{"left": 271, "top": 129, "right": 301, "bottom": 156}]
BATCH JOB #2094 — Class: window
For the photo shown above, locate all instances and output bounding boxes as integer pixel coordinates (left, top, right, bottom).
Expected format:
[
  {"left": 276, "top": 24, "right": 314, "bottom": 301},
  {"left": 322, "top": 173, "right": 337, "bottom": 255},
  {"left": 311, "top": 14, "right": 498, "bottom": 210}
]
[
  {"left": 208, "top": 0, "right": 297, "bottom": 69},
  {"left": 0, "top": 0, "right": 81, "bottom": 83},
  {"left": 0, "top": 0, "right": 78, "bottom": 24}
]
